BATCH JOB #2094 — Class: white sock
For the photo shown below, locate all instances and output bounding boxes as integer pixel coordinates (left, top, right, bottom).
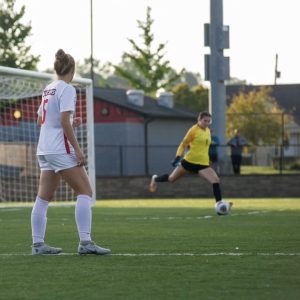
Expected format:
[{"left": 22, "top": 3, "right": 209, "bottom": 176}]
[
  {"left": 31, "top": 196, "right": 49, "bottom": 244},
  {"left": 75, "top": 195, "right": 92, "bottom": 242}
]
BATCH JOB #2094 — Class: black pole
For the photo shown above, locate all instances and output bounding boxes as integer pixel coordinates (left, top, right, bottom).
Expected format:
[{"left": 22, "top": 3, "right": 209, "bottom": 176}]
[
  {"left": 90, "top": 0, "right": 94, "bottom": 85},
  {"left": 274, "top": 53, "right": 278, "bottom": 85},
  {"left": 119, "top": 145, "right": 123, "bottom": 176},
  {"left": 144, "top": 118, "right": 154, "bottom": 176},
  {"left": 279, "top": 112, "right": 284, "bottom": 174}
]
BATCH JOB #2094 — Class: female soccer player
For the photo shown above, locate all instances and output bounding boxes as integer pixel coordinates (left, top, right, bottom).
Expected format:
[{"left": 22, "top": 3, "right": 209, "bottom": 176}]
[
  {"left": 149, "top": 111, "right": 232, "bottom": 213},
  {"left": 31, "top": 49, "right": 110, "bottom": 255}
]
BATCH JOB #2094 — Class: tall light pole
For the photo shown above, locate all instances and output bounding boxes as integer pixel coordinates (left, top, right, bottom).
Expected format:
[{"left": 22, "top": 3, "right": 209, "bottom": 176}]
[
  {"left": 204, "top": 0, "right": 230, "bottom": 172},
  {"left": 90, "top": 0, "right": 94, "bottom": 85}
]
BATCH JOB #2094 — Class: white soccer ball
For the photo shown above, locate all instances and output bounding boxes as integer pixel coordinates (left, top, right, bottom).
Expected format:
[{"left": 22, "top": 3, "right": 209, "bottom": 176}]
[{"left": 215, "top": 200, "right": 231, "bottom": 215}]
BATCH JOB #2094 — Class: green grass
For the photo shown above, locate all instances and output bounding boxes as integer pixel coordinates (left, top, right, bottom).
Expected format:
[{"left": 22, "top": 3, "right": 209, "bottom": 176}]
[
  {"left": 241, "top": 165, "right": 300, "bottom": 174},
  {"left": 0, "top": 199, "right": 300, "bottom": 300}
]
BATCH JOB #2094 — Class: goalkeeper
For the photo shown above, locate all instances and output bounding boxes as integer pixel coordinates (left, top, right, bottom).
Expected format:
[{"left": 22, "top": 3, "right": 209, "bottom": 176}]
[{"left": 149, "top": 111, "right": 230, "bottom": 207}]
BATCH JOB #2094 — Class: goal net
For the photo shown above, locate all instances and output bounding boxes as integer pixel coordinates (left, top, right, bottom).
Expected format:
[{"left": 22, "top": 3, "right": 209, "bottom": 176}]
[{"left": 0, "top": 66, "right": 95, "bottom": 204}]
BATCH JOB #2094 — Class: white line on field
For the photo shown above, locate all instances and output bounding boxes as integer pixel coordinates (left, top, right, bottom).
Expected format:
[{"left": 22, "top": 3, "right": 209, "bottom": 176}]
[
  {"left": 0, "top": 252, "right": 299, "bottom": 257},
  {"left": 0, "top": 202, "right": 76, "bottom": 209},
  {"left": 0, "top": 208, "right": 24, "bottom": 211},
  {"left": 126, "top": 210, "right": 270, "bottom": 220}
]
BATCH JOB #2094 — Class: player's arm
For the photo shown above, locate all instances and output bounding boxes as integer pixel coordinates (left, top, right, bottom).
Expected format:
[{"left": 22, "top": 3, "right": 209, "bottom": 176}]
[
  {"left": 37, "top": 116, "right": 42, "bottom": 126},
  {"left": 37, "top": 103, "right": 42, "bottom": 126},
  {"left": 171, "top": 126, "right": 196, "bottom": 167},
  {"left": 175, "top": 127, "right": 195, "bottom": 157},
  {"left": 72, "top": 117, "right": 82, "bottom": 128},
  {"left": 60, "top": 111, "right": 85, "bottom": 166}
]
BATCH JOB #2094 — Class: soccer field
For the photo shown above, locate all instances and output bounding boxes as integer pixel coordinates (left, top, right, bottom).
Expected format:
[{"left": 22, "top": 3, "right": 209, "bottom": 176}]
[{"left": 0, "top": 199, "right": 300, "bottom": 300}]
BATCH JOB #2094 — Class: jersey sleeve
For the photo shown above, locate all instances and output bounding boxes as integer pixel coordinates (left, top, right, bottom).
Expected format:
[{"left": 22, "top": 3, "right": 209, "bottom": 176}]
[
  {"left": 175, "top": 125, "right": 197, "bottom": 157},
  {"left": 59, "top": 85, "right": 76, "bottom": 113}
]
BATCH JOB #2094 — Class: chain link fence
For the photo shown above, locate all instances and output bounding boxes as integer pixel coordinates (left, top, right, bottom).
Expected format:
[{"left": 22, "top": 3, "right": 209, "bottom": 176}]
[{"left": 95, "top": 144, "right": 300, "bottom": 176}]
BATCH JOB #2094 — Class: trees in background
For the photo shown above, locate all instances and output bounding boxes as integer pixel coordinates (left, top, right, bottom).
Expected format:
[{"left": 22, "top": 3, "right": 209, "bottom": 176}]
[
  {"left": 76, "top": 58, "right": 112, "bottom": 87},
  {"left": 113, "top": 7, "right": 183, "bottom": 96},
  {"left": 0, "top": 0, "right": 39, "bottom": 70},
  {"left": 172, "top": 83, "right": 208, "bottom": 112},
  {"left": 76, "top": 6, "right": 209, "bottom": 111},
  {"left": 227, "top": 87, "right": 286, "bottom": 145},
  {"left": 3, "top": 0, "right": 291, "bottom": 144}
]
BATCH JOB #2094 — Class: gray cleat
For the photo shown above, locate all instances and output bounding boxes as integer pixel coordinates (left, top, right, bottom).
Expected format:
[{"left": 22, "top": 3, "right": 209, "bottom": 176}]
[
  {"left": 32, "top": 242, "right": 62, "bottom": 255},
  {"left": 78, "top": 241, "right": 111, "bottom": 255}
]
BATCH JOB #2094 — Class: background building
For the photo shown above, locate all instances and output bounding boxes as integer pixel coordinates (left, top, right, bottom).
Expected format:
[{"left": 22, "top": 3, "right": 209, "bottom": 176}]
[{"left": 93, "top": 87, "right": 197, "bottom": 176}]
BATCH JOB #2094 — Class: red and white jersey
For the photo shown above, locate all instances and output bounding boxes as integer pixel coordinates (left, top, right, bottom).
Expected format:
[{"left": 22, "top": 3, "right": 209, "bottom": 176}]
[{"left": 37, "top": 80, "right": 76, "bottom": 155}]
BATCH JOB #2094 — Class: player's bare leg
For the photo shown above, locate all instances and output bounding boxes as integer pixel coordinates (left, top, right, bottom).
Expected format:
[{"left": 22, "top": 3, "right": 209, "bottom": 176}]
[
  {"left": 38, "top": 170, "right": 61, "bottom": 201},
  {"left": 168, "top": 165, "right": 187, "bottom": 182},
  {"left": 198, "top": 167, "right": 219, "bottom": 184},
  {"left": 60, "top": 165, "right": 92, "bottom": 196},
  {"left": 149, "top": 166, "right": 187, "bottom": 192}
]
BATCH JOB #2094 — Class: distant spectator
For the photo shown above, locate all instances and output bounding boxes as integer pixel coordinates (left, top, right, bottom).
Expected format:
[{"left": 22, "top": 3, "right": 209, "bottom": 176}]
[
  {"left": 209, "top": 129, "right": 220, "bottom": 174},
  {"left": 227, "top": 129, "right": 248, "bottom": 175}
]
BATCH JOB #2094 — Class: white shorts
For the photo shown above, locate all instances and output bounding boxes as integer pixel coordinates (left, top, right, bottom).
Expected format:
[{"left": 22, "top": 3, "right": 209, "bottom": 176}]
[{"left": 37, "top": 153, "right": 78, "bottom": 173}]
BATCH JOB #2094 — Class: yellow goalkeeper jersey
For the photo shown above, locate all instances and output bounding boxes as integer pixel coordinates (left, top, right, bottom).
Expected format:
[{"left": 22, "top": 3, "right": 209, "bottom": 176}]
[{"left": 176, "top": 124, "right": 211, "bottom": 165}]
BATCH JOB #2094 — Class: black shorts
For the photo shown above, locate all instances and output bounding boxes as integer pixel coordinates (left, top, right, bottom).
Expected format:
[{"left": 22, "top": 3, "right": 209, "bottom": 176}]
[{"left": 181, "top": 159, "right": 209, "bottom": 174}]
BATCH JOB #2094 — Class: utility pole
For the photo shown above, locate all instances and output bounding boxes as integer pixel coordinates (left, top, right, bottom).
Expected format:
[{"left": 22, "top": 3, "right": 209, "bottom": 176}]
[
  {"left": 274, "top": 53, "right": 280, "bottom": 85},
  {"left": 90, "top": 0, "right": 94, "bottom": 85},
  {"left": 204, "top": 0, "right": 230, "bottom": 172}
]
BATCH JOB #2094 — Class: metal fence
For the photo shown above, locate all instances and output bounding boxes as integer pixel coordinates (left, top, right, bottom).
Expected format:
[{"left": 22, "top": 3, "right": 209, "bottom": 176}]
[
  {"left": 94, "top": 112, "right": 300, "bottom": 176},
  {"left": 94, "top": 144, "right": 300, "bottom": 176}
]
